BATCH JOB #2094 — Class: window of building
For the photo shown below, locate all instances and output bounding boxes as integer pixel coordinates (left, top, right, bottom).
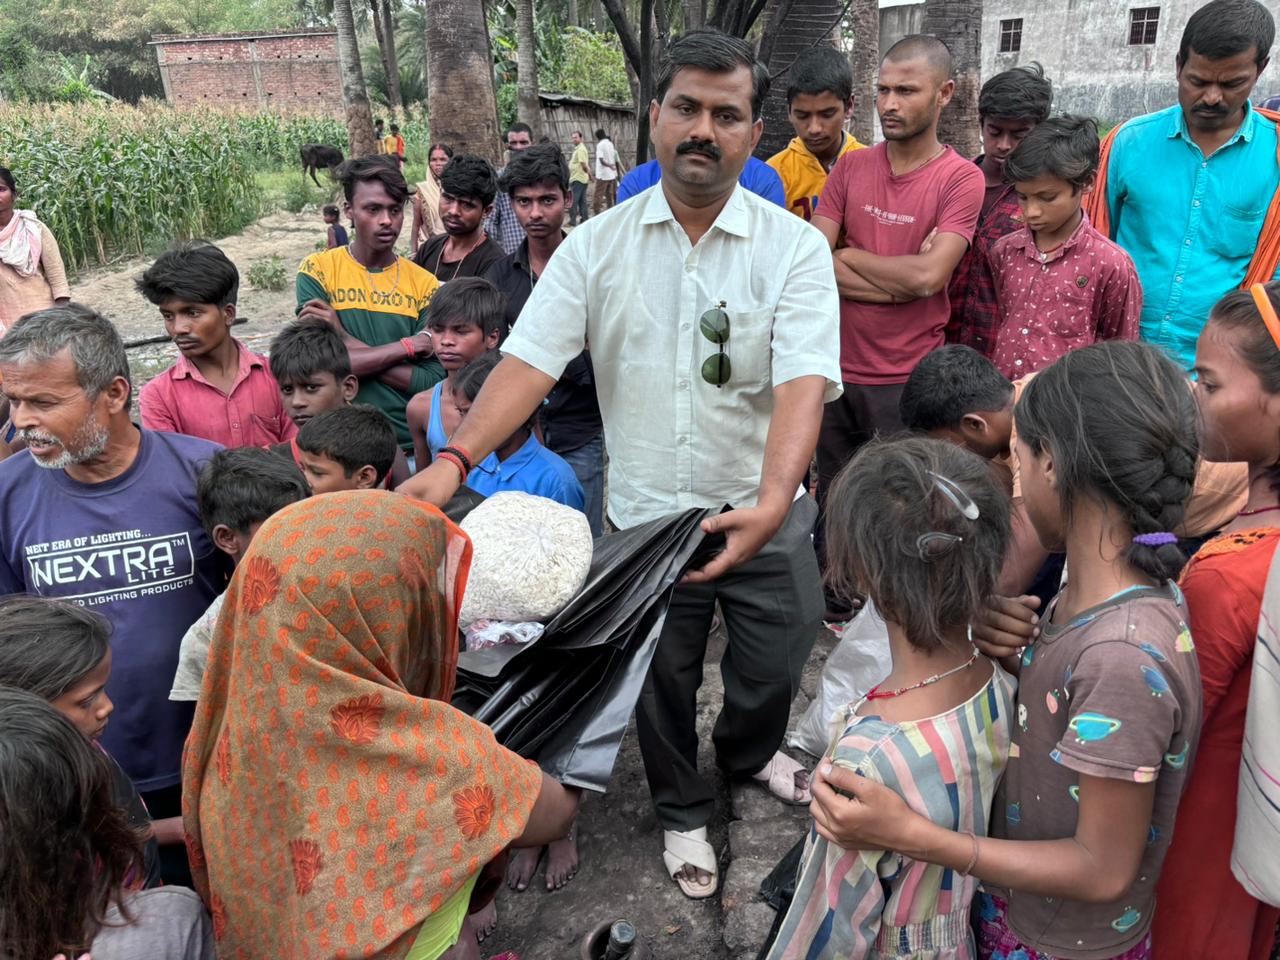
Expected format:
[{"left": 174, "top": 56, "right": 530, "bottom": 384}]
[
  {"left": 999, "top": 18, "right": 1023, "bottom": 53},
  {"left": 1129, "top": 7, "right": 1160, "bottom": 45}
]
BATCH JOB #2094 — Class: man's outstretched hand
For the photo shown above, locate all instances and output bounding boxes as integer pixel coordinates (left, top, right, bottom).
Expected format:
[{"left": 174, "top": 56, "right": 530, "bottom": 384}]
[
  {"left": 397, "top": 458, "right": 461, "bottom": 505},
  {"left": 681, "top": 504, "right": 786, "bottom": 585}
]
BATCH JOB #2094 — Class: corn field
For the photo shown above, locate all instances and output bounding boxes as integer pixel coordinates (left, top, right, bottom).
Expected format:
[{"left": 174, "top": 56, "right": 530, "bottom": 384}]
[{"left": 0, "top": 103, "right": 430, "bottom": 272}]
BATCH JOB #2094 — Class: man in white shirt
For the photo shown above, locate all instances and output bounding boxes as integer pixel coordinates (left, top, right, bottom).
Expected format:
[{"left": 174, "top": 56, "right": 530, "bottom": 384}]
[
  {"left": 592, "top": 128, "right": 620, "bottom": 213},
  {"left": 401, "top": 28, "right": 840, "bottom": 899}
]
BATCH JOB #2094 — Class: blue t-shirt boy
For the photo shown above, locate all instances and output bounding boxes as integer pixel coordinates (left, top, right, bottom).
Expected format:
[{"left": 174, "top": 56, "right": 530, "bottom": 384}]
[
  {"left": 0, "top": 428, "right": 225, "bottom": 790},
  {"left": 466, "top": 432, "right": 586, "bottom": 511}
]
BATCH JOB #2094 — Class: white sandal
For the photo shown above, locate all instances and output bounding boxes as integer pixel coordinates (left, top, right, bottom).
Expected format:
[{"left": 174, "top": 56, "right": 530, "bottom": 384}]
[
  {"left": 662, "top": 826, "right": 718, "bottom": 899},
  {"left": 752, "top": 750, "right": 812, "bottom": 805}
]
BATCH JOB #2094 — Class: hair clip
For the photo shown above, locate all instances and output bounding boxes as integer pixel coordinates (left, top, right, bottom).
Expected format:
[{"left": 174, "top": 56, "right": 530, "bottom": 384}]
[
  {"left": 927, "top": 471, "right": 980, "bottom": 521},
  {"left": 1133, "top": 532, "right": 1177, "bottom": 547},
  {"left": 916, "top": 531, "right": 964, "bottom": 562}
]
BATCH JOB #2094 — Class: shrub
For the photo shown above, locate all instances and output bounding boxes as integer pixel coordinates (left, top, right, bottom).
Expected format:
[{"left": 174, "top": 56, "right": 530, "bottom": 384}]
[{"left": 246, "top": 256, "right": 289, "bottom": 291}]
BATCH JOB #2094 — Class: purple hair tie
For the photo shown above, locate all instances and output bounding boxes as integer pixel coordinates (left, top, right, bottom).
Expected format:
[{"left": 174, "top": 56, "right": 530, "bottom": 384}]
[{"left": 1133, "top": 532, "right": 1178, "bottom": 547}]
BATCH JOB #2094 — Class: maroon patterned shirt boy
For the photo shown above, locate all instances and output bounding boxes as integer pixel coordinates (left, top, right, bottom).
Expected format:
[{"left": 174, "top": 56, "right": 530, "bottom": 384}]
[
  {"left": 989, "top": 215, "right": 1142, "bottom": 379},
  {"left": 946, "top": 159, "right": 1025, "bottom": 358}
]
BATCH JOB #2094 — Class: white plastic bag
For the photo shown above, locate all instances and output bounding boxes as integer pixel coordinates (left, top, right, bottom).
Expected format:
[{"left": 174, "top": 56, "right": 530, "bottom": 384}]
[
  {"left": 464, "top": 619, "right": 546, "bottom": 651},
  {"left": 789, "top": 600, "right": 892, "bottom": 758}
]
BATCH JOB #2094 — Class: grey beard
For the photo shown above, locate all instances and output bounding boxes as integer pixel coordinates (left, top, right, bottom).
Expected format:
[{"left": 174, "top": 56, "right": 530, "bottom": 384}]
[{"left": 24, "top": 418, "right": 110, "bottom": 470}]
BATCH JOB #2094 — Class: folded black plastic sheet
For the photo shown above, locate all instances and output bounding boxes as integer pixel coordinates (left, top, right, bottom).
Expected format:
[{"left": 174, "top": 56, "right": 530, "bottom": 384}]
[{"left": 452, "top": 507, "right": 723, "bottom": 792}]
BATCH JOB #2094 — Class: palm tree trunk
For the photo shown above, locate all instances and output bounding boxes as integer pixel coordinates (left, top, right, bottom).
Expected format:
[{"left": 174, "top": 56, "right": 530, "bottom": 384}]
[
  {"left": 848, "top": 0, "right": 878, "bottom": 144},
  {"left": 426, "top": 0, "right": 503, "bottom": 167},
  {"left": 517, "top": 0, "right": 541, "bottom": 135},
  {"left": 682, "top": 0, "right": 703, "bottom": 28},
  {"left": 923, "top": 0, "right": 982, "bottom": 157},
  {"left": 567, "top": 0, "right": 579, "bottom": 26},
  {"left": 754, "top": 0, "right": 841, "bottom": 160},
  {"left": 378, "top": 0, "right": 404, "bottom": 113},
  {"left": 335, "top": 0, "right": 377, "bottom": 157}
]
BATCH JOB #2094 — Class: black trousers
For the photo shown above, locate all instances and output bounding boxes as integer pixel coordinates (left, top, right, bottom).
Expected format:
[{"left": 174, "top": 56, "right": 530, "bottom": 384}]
[
  {"left": 570, "top": 181, "right": 589, "bottom": 224},
  {"left": 635, "top": 496, "right": 823, "bottom": 831}
]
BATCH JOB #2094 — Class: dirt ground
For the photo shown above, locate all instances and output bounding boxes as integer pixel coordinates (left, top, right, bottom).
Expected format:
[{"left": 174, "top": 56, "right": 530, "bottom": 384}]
[{"left": 68, "top": 204, "right": 417, "bottom": 381}]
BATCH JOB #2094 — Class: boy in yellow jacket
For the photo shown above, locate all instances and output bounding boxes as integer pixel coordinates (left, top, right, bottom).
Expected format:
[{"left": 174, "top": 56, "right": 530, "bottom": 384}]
[{"left": 767, "top": 46, "right": 865, "bottom": 222}]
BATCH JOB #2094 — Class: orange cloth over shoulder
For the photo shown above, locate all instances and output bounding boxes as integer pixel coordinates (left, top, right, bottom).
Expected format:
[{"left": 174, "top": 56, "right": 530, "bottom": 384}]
[
  {"left": 182, "top": 490, "right": 543, "bottom": 959},
  {"left": 1086, "top": 108, "right": 1280, "bottom": 288}
]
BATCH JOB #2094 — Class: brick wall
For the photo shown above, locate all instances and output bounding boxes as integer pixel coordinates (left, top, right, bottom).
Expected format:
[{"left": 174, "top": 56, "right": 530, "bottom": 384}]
[{"left": 152, "top": 30, "right": 343, "bottom": 114}]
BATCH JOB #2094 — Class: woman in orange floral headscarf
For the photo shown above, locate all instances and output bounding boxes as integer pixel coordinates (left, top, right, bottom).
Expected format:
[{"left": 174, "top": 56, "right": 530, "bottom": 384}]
[{"left": 182, "top": 490, "right": 576, "bottom": 960}]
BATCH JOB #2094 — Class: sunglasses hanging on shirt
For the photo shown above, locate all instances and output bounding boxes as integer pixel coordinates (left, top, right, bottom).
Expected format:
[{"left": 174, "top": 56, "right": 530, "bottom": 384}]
[{"left": 699, "top": 301, "right": 731, "bottom": 388}]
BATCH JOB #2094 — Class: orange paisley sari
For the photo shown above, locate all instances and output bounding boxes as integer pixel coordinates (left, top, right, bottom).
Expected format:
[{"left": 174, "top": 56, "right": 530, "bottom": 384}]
[{"left": 181, "top": 490, "right": 543, "bottom": 959}]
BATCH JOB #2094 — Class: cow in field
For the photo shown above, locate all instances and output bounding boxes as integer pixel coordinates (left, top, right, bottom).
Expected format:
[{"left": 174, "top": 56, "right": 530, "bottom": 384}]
[{"left": 300, "top": 144, "right": 344, "bottom": 187}]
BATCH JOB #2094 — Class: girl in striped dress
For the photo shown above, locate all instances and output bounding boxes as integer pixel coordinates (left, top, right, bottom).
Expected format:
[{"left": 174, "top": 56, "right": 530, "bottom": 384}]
[{"left": 770, "top": 436, "right": 1017, "bottom": 959}]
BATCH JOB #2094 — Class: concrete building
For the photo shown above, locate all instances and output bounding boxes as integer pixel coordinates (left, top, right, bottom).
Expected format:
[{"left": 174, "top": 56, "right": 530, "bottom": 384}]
[
  {"left": 149, "top": 29, "right": 342, "bottom": 113},
  {"left": 880, "top": 0, "right": 1280, "bottom": 122}
]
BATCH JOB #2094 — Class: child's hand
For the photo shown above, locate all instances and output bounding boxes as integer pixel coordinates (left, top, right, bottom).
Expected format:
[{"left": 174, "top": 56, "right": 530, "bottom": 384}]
[
  {"left": 810, "top": 761, "right": 914, "bottom": 851},
  {"left": 297, "top": 298, "right": 341, "bottom": 329},
  {"left": 972, "top": 594, "right": 1041, "bottom": 659}
]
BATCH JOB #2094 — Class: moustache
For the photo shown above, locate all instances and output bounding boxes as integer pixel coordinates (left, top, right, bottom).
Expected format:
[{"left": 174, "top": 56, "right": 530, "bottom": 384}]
[
  {"left": 676, "top": 141, "right": 722, "bottom": 161},
  {"left": 1195, "top": 106, "right": 1227, "bottom": 114}
]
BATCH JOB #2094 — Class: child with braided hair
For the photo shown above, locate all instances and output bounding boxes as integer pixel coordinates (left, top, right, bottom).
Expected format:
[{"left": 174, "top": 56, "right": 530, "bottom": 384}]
[{"left": 802, "top": 341, "right": 1204, "bottom": 960}]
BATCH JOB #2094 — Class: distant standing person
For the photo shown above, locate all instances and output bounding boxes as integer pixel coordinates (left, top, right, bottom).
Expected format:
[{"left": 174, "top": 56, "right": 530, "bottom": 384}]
[
  {"left": 593, "top": 128, "right": 619, "bottom": 213},
  {"left": 0, "top": 166, "right": 70, "bottom": 337},
  {"left": 411, "top": 142, "right": 453, "bottom": 252},
  {"left": 569, "top": 130, "right": 592, "bottom": 225},
  {"left": 1086, "top": 0, "right": 1280, "bottom": 369},
  {"left": 946, "top": 63, "right": 1053, "bottom": 357},
  {"left": 387, "top": 122, "right": 406, "bottom": 167},
  {"left": 374, "top": 118, "right": 386, "bottom": 151},
  {"left": 322, "top": 204, "right": 348, "bottom": 249},
  {"left": 486, "top": 122, "right": 535, "bottom": 254},
  {"left": 765, "top": 46, "right": 865, "bottom": 222}
]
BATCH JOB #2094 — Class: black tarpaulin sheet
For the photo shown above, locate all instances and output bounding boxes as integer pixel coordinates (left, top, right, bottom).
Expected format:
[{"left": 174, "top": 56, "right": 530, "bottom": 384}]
[{"left": 452, "top": 507, "right": 723, "bottom": 792}]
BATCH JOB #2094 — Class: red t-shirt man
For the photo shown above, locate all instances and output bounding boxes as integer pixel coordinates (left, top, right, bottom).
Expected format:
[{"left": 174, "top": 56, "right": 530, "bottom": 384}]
[{"left": 818, "top": 142, "right": 984, "bottom": 387}]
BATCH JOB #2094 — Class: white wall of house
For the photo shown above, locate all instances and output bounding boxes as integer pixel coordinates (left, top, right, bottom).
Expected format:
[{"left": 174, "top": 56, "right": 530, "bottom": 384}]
[{"left": 879, "top": 0, "right": 1280, "bottom": 123}]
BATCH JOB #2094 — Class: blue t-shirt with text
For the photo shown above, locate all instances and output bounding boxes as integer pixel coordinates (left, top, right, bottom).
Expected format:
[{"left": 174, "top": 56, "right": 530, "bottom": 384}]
[{"left": 0, "top": 428, "right": 226, "bottom": 790}]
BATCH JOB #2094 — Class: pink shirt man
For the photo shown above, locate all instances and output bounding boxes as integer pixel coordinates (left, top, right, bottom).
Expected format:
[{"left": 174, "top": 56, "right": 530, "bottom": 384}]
[
  {"left": 989, "top": 216, "right": 1142, "bottom": 379},
  {"left": 139, "top": 338, "right": 296, "bottom": 448},
  {"left": 820, "top": 143, "right": 985, "bottom": 385}
]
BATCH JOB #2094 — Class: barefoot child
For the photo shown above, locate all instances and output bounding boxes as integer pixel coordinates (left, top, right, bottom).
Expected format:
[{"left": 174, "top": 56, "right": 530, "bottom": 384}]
[
  {"left": 768, "top": 437, "right": 1015, "bottom": 959},
  {"left": 405, "top": 277, "right": 503, "bottom": 473},
  {"left": 294, "top": 404, "right": 400, "bottom": 495},
  {"left": 268, "top": 318, "right": 411, "bottom": 486},
  {"left": 136, "top": 242, "right": 295, "bottom": 448},
  {"left": 169, "top": 448, "right": 309, "bottom": 703},
  {"left": 323, "top": 204, "right": 348, "bottom": 249},
  {"left": 1154, "top": 282, "right": 1280, "bottom": 959},
  {"left": 0, "top": 595, "right": 164, "bottom": 889},
  {"left": 809, "top": 341, "right": 1204, "bottom": 960},
  {"left": 989, "top": 117, "right": 1141, "bottom": 379}
]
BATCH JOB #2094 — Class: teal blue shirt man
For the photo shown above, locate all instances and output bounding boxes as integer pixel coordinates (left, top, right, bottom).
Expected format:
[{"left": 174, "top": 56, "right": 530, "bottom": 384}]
[
  {"left": 1103, "top": 102, "right": 1280, "bottom": 368},
  {"left": 1092, "top": 0, "right": 1279, "bottom": 370}
]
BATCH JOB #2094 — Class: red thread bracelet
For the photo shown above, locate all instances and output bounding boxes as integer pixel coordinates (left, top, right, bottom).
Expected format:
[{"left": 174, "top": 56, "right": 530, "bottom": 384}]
[
  {"left": 400, "top": 337, "right": 416, "bottom": 360},
  {"left": 437, "top": 450, "right": 468, "bottom": 482}
]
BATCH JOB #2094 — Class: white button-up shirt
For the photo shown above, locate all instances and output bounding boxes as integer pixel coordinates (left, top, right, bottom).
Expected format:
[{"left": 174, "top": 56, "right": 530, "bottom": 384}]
[{"left": 502, "top": 182, "right": 841, "bottom": 529}]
